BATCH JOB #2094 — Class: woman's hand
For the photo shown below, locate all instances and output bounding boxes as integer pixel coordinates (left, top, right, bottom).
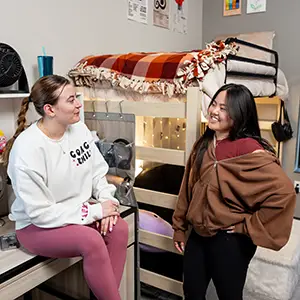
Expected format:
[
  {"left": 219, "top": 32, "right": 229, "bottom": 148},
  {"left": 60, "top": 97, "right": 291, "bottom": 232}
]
[
  {"left": 99, "top": 215, "right": 118, "bottom": 235},
  {"left": 174, "top": 241, "right": 185, "bottom": 254},
  {"left": 101, "top": 200, "right": 120, "bottom": 218}
]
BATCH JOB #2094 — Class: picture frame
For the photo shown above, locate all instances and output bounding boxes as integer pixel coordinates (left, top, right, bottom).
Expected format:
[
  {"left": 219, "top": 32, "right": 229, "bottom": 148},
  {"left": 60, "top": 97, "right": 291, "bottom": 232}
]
[
  {"left": 247, "top": 0, "right": 267, "bottom": 14},
  {"left": 223, "top": 0, "right": 242, "bottom": 16}
]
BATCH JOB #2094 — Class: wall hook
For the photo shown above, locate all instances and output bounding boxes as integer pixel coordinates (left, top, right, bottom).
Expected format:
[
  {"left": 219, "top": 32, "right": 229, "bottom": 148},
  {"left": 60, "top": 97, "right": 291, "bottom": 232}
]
[
  {"left": 105, "top": 100, "right": 110, "bottom": 118},
  {"left": 119, "top": 100, "right": 124, "bottom": 118},
  {"left": 92, "top": 101, "right": 96, "bottom": 118}
]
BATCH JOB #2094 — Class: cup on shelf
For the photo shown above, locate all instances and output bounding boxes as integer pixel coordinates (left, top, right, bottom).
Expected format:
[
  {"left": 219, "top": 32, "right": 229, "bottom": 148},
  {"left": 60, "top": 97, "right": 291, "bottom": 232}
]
[{"left": 37, "top": 56, "right": 53, "bottom": 77}]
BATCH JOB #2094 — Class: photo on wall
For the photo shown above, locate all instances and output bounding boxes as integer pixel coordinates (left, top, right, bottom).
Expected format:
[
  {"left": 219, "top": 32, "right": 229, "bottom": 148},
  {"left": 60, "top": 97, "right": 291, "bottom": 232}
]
[
  {"left": 223, "top": 0, "right": 242, "bottom": 16},
  {"left": 247, "top": 0, "right": 267, "bottom": 14},
  {"left": 128, "top": 0, "right": 148, "bottom": 24},
  {"left": 153, "top": 0, "right": 170, "bottom": 29}
]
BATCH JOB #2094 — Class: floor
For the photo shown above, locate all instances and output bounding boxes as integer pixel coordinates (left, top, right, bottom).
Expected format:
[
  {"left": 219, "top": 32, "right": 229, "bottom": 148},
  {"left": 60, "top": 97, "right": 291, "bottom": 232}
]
[
  {"left": 140, "top": 281, "right": 220, "bottom": 300},
  {"left": 141, "top": 293, "right": 181, "bottom": 299}
]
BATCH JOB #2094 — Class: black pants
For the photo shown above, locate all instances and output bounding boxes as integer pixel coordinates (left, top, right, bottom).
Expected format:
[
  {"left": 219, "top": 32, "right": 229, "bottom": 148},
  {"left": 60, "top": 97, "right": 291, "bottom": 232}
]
[{"left": 183, "top": 230, "right": 256, "bottom": 300}]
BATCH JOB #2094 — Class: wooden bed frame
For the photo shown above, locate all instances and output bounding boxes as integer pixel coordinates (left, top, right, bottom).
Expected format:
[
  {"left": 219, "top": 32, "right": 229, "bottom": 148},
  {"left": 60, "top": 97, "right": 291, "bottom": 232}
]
[{"left": 82, "top": 87, "right": 282, "bottom": 298}]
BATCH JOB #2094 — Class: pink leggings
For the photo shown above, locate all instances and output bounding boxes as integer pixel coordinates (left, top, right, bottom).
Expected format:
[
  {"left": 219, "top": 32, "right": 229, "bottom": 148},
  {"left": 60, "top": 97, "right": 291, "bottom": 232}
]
[{"left": 16, "top": 218, "right": 129, "bottom": 300}]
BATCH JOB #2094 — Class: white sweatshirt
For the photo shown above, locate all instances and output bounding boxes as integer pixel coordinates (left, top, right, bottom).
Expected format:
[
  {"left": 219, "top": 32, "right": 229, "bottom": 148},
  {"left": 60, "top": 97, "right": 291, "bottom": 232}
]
[{"left": 8, "top": 121, "right": 119, "bottom": 230}]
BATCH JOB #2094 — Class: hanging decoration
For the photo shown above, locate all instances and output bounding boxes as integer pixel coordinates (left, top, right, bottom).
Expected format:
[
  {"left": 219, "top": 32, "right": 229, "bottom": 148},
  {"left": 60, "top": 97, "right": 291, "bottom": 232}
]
[
  {"left": 223, "top": 0, "right": 242, "bottom": 16},
  {"left": 172, "top": 0, "right": 188, "bottom": 34}
]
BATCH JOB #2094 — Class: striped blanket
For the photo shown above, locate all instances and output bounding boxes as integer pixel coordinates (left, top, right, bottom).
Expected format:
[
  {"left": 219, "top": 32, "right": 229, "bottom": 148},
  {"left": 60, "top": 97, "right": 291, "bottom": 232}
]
[{"left": 68, "top": 40, "right": 238, "bottom": 97}]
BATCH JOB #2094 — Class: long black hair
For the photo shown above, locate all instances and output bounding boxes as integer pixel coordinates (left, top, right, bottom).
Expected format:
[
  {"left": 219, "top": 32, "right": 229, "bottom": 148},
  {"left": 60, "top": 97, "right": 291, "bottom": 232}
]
[{"left": 190, "top": 83, "right": 275, "bottom": 183}]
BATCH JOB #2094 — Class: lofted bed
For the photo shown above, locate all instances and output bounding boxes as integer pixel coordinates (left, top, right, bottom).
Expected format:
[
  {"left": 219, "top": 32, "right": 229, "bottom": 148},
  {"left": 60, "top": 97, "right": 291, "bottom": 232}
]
[
  {"left": 69, "top": 38, "right": 286, "bottom": 156},
  {"left": 68, "top": 37, "right": 295, "bottom": 299}
]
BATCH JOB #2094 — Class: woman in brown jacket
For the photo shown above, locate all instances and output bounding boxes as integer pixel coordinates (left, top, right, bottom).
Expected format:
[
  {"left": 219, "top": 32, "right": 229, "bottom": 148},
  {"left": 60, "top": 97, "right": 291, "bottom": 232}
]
[{"left": 172, "top": 84, "right": 296, "bottom": 300}]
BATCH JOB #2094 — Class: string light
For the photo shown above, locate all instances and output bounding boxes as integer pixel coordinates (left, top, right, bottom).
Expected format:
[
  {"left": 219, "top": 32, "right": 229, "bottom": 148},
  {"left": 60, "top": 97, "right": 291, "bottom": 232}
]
[{"left": 141, "top": 117, "right": 187, "bottom": 151}]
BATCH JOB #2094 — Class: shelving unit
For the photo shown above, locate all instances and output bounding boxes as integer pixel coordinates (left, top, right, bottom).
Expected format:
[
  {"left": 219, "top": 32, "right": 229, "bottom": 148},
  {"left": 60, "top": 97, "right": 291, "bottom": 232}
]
[
  {"left": 0, "top": 93, "right": 31, "bottom": 218},
  {"left": 0, "top": 93, "right": 29, "bottom": 99},
  {"left": 0, "top": 94, "right": 29, "bottom": 140}
]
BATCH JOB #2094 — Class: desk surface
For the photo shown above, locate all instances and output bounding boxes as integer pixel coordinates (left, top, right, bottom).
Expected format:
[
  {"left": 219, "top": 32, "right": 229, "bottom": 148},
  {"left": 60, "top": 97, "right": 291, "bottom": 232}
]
[
  {"left": 0, "top": 205, "right": 132, "bottom": 279},
  {"left": 0, "top": 217, "right": 36, "bottom": 278}
]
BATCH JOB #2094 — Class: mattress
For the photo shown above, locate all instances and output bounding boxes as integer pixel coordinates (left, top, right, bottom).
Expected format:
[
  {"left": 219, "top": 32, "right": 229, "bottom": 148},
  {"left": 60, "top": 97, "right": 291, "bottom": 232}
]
[{"left": 80, "top": 59, "right": 289, "bottom": 117}]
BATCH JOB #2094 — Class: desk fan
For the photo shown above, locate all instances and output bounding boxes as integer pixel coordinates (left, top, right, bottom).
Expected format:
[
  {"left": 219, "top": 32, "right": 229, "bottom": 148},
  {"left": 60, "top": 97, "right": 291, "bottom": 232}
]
[{"left": 0, "top": 43, "right": 29, "bottom": 93}]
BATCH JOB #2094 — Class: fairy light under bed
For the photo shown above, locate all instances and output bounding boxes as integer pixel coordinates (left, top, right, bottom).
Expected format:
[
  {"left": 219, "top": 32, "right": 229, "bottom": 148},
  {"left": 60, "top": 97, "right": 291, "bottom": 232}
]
[
  {"left": 135, "top": 117, "right": 186, "bottom": 177},
  {"left": 141, "top": 117, "right": 186, "bottom": 149}
]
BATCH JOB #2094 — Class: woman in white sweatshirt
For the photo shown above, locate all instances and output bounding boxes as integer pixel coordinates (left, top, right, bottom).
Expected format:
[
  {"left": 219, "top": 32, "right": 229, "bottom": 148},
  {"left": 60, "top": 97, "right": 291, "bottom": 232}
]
[{"left": 2, "top": 75, "right": 128, "bottom": 300}]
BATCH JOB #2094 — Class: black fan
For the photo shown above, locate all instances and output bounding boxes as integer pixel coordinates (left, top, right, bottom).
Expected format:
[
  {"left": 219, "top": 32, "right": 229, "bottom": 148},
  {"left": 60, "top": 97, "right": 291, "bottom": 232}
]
[{"left": 0, "top": 43, "right": 29, "bottom": 92}]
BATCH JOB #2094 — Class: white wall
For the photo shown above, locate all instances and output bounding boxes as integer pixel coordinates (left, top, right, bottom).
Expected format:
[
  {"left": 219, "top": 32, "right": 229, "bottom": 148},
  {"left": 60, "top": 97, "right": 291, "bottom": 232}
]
[{"left": 0, "top": 0, "right": 203, "bottom": 86}]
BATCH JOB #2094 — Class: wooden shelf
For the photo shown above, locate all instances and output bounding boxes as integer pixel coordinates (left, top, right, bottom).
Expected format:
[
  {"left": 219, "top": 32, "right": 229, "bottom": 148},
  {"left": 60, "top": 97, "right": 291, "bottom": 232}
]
[
  {"left": 0, "top": 93, "right": 29, "bottom": 99},
  {"left": 0, "top": 92, "right": 82, "bottom": 99}
]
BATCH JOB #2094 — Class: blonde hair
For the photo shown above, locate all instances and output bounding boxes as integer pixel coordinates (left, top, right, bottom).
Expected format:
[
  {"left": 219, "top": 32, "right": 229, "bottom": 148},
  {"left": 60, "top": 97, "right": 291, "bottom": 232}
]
[{"left": 1, "top": 75, "right": 70, "bottom": 166}]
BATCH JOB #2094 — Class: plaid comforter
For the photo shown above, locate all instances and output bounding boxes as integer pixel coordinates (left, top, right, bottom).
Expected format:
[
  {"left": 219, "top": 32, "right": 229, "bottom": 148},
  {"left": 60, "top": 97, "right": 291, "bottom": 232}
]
[{"left": 68, "top": 40, "right": 238, "bottom": 97}]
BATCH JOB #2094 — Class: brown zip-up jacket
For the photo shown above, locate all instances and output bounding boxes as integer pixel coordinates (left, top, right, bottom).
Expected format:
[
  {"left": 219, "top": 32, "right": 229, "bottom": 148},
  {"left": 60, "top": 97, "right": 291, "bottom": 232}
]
[{"left": 172, "top": 142, "right": 296, "bottom": 251}]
